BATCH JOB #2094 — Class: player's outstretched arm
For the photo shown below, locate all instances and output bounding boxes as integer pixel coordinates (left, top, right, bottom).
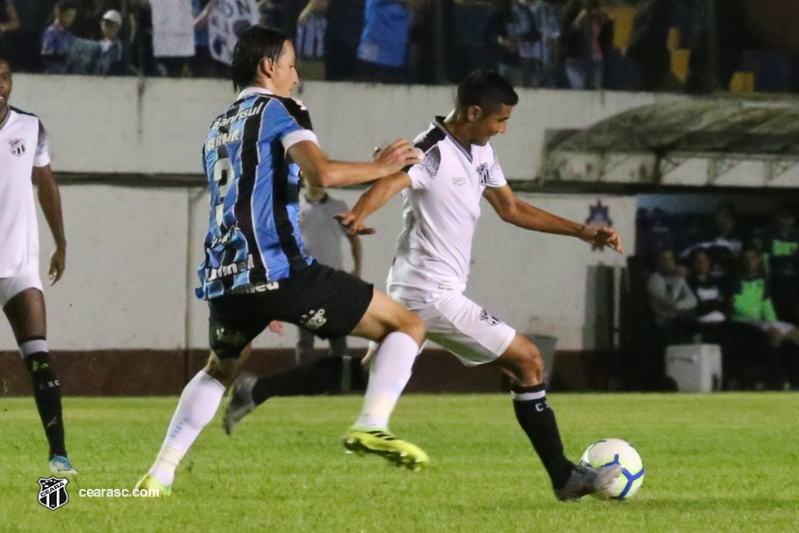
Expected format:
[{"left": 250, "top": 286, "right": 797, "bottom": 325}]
[
  {"left": 483, "top": 185, "right": 624, "bottom": 254},
  {"left": 335, "top": 172, "right": 412, "bottom": 235},
  {"left": 32, "top": 164, "right": 67, "bottom": 284},
  {"left": 288, "top": 139, "right": 420, "bottom": 188}
]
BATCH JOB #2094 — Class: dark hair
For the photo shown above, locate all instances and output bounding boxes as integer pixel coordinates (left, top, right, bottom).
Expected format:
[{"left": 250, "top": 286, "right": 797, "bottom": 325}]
[
  {"left": 231, "top": 25, "right": 288, "bottom": 92},
  {"left": 57, "top": 0, "right": 79, "bottom": 12},
  {"left": 456, "top": 70, "right": 518, "bottom": 115}
]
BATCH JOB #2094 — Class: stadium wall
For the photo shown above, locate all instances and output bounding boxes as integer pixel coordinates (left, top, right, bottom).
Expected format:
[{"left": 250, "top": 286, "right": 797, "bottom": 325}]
[
  {"left": 0, "top": 76, "right": 643, "bottom": 394},
  {"left": 9, "top": 74, "right": 674, "bottom": 179}
]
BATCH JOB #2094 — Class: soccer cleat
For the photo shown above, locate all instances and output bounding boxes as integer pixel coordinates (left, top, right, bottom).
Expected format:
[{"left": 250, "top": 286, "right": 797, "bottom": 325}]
[
  {"left": 222, "top": 372, "right": 258, "bottom": 435},
  {"left": 554, "top": 463, "right": 623, "bottom": 502},
  {"left": 49, "top": 455, "right": 78, "bottom": 476},
  {"left": 134, "top": 474, "right": 172, "bottom": 497},
  {"left": 343, "top": 428, "right": 429, "bottom": 471}
]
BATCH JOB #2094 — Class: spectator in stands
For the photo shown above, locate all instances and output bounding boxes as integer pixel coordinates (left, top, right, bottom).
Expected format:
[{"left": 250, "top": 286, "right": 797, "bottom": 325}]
[
  {"left": 624, "top": 0, "right": 676, "bottom": 91},
  {"left": 761, "top": 203, "right": 799, "bottom": 323},
  {"left": 680, "top": 202, "right": 745, "bottom": 277},
  {"left": 192, "top": 0, "right": 230, "bottom": 78},
  {"left": 93, "top": 9, "right": 123, "bottom": 75},
  {"left": 258, "top": 0, "right": 284, "bottom": 28},
  {"left": 686, "top": 249, "right": 726, "bottom": 326},
  {"left": 483, "top": 0, "right": 523, "bottom": 86},
  {"left": 295, "top": 0, "right": 327, "bottom": 80},
  {"left": 647, "top": 248, "right": 697, "bottom": 331},
  {"left": 515, "top": 0, "right": 561, "bottom": 88},
  {"left": 725, "top": 247, "right": 799, "bottom": 389},
  {"left": 41, "top": 1, "right": 79, "bottom": 74},
  {"left": 129, "top": 0, "right": 157, "bottom": 76},
  {"left": 323, "top": 0, "right": 364, "bottom": 81},
  {"left": 636, "top": 206, "right": 676, "bottom": 265},
  {"left": 728, "top": 247, "right": 799, "bottom": 346},
  {"left": 0, "top": 0, "right": 21, "bottom": 55},
  {"left": 561, "top": 0, "right": 613, "bottom": 90},
  {"left": 355, "top": 0, "right": 410, "bottom": 83}
]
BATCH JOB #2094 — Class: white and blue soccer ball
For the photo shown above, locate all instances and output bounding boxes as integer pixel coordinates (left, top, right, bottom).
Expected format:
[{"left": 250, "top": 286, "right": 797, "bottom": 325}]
[{"left": 580, "top": 438, "right": 645, "bottom": 500}]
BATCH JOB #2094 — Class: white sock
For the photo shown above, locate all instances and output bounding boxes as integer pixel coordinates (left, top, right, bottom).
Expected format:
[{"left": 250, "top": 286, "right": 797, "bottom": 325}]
[
  {"left": 148, "top": 370, "right": 225, "bottom": 486},
  {"left": 354, "top": 332, "right": 419, "bottom": 430}
]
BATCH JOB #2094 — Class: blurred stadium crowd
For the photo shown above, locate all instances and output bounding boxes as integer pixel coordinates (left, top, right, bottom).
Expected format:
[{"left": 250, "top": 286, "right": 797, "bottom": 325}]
[
  {"left": 627, "top": 201, "right": 799, "bottom": 392},
  {"left": 1, "top": 0, "right": 799, "bottom": 93}
]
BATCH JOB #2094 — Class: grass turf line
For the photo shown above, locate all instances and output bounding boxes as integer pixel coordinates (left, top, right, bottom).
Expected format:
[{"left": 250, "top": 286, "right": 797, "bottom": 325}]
[{"left": 2, "top": 393, "right": 798, "bottom": 533}]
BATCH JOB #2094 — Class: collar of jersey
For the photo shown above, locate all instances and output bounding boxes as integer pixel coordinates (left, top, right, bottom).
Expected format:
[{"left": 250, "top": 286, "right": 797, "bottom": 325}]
[
  {"left": 0, "top": 108, "right": 11, "bottom": 131},
  {"left": 433, "top": 115, "right": 473, "bottom": 162},
  {"left": 237, "top": 86, "right": 275, "bottom": 101}
]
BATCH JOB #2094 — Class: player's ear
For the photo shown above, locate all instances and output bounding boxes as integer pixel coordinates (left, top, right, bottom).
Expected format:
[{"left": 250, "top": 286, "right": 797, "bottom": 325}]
[
  {"left": 467, "top": 105, "right": 483, "bottom": 122},
  {"left": 258, "top": 56, "right": 276, "bottom": 79}
]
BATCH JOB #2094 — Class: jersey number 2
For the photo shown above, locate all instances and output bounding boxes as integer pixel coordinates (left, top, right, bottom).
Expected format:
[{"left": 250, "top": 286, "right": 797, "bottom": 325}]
[{"left": 213, "top": 157, "right": 232, "bottom": 227}]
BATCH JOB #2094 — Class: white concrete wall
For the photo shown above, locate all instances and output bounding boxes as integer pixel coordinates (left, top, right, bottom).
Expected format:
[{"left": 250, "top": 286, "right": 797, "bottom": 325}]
[
  {"left": 10, "top": 75, "right": 664, "bottom": 179},
  {"left": 0, "top": 186, "right": 635, "bottom": 352}
]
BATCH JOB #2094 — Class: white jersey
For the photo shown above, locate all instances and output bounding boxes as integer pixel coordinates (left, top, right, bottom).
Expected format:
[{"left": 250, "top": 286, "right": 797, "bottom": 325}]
[
  {"left": 387, "top": 117, "right": 507, "bottom": 302},
  {"left": 0, "top": 107, "right": 50, "bottom": 277}
]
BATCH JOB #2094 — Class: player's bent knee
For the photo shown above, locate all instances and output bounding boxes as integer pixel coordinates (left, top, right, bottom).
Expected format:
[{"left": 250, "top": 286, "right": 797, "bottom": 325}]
[
  {"left": 510, "top": 341, "right": 545, "bottom": 385},
  {"left": 395, "top": 310, "right": 426, "bottom": 345},
  {"left": 204, "top": 352, "right": 241, "bottom": 386}
]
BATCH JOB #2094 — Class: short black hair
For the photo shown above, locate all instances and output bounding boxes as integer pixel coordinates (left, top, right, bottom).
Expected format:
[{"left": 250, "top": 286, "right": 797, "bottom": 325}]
[
  {"left": 231, "top": 25, "right": 288, "bottom": 92},
  {"left": 456, "top": 70, "right": 518, "bottom": 115},
  {"left": 57, "top": 0, "right": 80, "bottom": 12}
]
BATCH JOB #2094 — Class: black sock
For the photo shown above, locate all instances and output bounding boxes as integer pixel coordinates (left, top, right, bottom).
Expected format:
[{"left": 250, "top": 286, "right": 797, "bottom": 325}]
[
  {"left": 511, "top": 383, "right": 574, "bottom": 489},
  {"left": 252, "top": 356, "right": 364, "bottom": 405},
  {"left": 24, "top": 352, "right": 67, "bottom": 458}
]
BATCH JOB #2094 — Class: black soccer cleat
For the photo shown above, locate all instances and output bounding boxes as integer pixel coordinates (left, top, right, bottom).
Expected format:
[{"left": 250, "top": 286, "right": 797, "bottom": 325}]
[{"left": 554, "top": 463, "right": 623, "bottom": 502}]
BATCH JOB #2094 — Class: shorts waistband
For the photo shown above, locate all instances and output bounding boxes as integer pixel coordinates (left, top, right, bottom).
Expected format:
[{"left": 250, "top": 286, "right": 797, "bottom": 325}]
[{"left": 226, "top": 280, "right": 282, "bottom": 295}]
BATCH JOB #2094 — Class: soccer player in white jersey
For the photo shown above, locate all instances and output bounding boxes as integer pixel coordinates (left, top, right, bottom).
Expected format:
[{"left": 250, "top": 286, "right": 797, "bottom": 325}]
[
  {"left": 336, "top": 70, "right": 625, "bottom": 500},
  {"left": 0, "top": 56, "right": 75, "bottom": 475}
]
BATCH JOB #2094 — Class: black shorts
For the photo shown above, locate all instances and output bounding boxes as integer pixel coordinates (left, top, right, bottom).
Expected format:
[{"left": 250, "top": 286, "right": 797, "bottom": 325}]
[{"left": 207, "top": 262, "right": 374, "bottom": 359}]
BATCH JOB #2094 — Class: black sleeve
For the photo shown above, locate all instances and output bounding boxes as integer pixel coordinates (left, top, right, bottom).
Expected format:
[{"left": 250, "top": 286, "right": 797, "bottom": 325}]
[{"left": 278, "top": 96, "right": 314, "bottom": 131}]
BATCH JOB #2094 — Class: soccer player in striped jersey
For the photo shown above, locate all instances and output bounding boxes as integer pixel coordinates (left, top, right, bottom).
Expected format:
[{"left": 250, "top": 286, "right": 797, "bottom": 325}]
[
  {"left": 0, "top": 55, "right": 75, "bottom": 475},
  {"left": 335, "top": 70, "right": 625, "bottom": 501},
  {"left": 135, "top": 26, "right": 428, "bottom": 496}
]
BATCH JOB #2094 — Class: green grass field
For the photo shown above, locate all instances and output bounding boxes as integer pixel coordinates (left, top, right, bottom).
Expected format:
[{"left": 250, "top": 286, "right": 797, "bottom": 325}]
[{"left": 2, "top": 393, "right": 798, "bottom": 533}]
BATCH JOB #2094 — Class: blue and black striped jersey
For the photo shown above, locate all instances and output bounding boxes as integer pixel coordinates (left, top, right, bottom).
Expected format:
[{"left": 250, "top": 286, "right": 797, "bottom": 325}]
[{"left": 196, "top": 87, "right": 318, "bottom": 300}]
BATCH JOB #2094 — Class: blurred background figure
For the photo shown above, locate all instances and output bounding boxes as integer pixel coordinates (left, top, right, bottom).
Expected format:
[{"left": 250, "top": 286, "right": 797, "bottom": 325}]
[
  {"left": 295, "top": 0, "right": 327, "bottom": 80},
  {"left": 322, "top": 0, "right": 363, "bottom": 81},
  {"left": 296, "top": 176, "right": 362, "bottom": 364},
  {"left": 0, "top": 0, "right": 20, "bottom": 56},
  {"left": 257, "top": 0, "right": 283, "bottom": 27},
  {"left": 761, "top": 203, "right": 799, "bottom": 324},
  {"left": 41, "top": 0, "right": 79, "bottom": 74},
  {"left": 725, "top": 247, "right": 799, "bottom": 389},
  {"left": 647, "top": 248, "right": 697, "bottom": 332},
  {"left": 680, "top": 202, "right": 745, "bottom": 278},
  {"left": 355, "top": 0, "right": 410, "bottom": 83},
  {"left": 561, "top": 0, "right": 613, "bottom": 90},
  {"left": 94, "top": 9, "right": 123, "bottom": 75},
  {"left": 514, "top": 0, "right": 560, "bottom": 88},
  {"left": 483, "top": 0, "right": 522, "bottom": 86}
]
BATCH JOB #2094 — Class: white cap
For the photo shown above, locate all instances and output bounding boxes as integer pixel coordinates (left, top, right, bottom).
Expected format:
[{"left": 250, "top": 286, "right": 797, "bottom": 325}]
[{"left": 102, "top": 10, "right": 122, "bottom": 26}]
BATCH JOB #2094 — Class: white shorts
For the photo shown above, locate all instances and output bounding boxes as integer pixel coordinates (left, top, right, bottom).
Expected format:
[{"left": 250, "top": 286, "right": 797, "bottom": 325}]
[
  {"left": 0, "top": 269, "right": 43, "bottom": 308},
  {"left": 394, "top": 291, "right": 517, "bottom": 367}
]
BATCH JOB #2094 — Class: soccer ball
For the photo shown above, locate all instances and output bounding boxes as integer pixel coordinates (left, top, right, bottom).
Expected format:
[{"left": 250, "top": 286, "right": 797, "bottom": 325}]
[{"left": 580, "top": 438, "right": 645, "bottom": 500}]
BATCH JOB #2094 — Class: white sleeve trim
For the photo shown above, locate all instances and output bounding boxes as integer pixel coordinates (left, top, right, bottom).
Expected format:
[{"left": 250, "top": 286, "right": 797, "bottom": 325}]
[{"left": 282, "top": 130, "right": 318, "bottom": 152}]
